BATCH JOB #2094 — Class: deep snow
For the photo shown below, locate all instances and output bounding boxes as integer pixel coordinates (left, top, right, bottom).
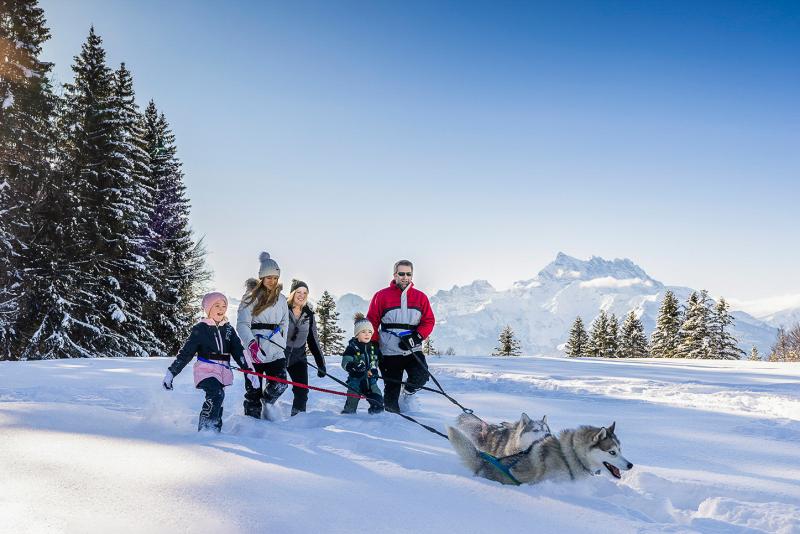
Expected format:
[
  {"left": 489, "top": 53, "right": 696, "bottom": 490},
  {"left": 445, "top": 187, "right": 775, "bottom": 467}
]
[{"left": 2, "top": 356, "right": 799, "bottom": 533}]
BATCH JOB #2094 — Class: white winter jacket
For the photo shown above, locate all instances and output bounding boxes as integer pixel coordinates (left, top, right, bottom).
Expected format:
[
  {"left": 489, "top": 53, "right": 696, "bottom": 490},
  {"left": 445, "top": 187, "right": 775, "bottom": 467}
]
[{"left": 237, "top": 280, "right": 289, "bottom": 364}]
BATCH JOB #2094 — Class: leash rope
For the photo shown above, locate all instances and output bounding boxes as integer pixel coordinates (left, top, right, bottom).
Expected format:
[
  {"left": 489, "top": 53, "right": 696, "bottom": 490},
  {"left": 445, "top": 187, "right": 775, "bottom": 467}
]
[
  {"left": 409, "top": 351, "right": 474, "bottom": 415},
  {"left": 197, "top": 357, "right": 363, "bottom": 399},
  {"left": 306, "top": 361, "right": 450, "bottom": 440},
  {"left": 379, "top": 328, "right": 477, "bottom": 416}
]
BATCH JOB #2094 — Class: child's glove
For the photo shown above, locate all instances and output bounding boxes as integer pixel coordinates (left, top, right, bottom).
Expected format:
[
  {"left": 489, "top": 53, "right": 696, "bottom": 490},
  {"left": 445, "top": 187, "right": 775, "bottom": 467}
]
[
  {"left": 162, "top": 370, "right": 174, "bottom": 390},
  {"left": 347, "top": 360, "right": 367, "bottom": 376},
  {"left": 248, "top": 339, "right": 262, "bottom": 364},
  {"left": 317, "top": 365, "right": 327, "bottom": 378},
  {"left": 246, "top": 371, "right": 260, "bottom": 389}
]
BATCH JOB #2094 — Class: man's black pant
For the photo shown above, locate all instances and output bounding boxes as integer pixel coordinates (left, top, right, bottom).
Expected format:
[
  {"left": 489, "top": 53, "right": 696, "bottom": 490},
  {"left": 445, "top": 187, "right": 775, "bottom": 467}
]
[
  {"left": 379, "top": 352, "right": 429, "bottom": 412},
  {"left": 243, "top": 357, "right": 288, "bottom": 418},
  {"left": 286, "top": 359, "right": 309, "bottom": 413}
]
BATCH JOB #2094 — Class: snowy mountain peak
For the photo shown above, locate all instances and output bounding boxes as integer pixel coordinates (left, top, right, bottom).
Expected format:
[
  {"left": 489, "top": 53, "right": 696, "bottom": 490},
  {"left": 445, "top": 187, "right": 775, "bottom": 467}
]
[
  {"left": 433, "top": 279, "right": 495, "bottom": 299},
  {"left": 535, "top": 253, "right": 655, "bottom": 285}
]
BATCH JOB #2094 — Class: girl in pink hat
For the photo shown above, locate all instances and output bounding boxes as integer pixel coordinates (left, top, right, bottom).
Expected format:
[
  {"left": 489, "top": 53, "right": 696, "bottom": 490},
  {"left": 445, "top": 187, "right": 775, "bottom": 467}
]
[{"left": 162, "top": 292, "right": 258, "bottom": 432}]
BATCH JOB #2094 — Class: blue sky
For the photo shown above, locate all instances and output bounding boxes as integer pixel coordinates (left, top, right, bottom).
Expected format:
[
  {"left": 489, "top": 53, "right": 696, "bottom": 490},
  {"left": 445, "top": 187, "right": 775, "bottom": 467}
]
[{"left": 40, "top": 1, "right": 799, "bottom": 306}]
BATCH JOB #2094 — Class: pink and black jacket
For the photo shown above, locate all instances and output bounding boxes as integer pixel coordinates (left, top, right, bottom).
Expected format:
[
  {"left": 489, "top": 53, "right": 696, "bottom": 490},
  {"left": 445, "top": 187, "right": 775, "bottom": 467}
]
[{"left": 168, "top": 318, "right": 250, "bottom": 387}]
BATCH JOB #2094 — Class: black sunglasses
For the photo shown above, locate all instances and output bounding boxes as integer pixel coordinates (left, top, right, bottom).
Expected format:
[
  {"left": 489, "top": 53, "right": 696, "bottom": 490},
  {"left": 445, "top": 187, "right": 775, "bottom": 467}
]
[{"left": 396, "top": 272, "right": 413, "bottom": 277}]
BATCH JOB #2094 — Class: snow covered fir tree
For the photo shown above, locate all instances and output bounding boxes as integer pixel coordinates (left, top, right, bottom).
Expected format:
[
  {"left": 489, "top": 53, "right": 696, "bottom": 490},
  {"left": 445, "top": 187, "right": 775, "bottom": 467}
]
[
  {"left": 492, "top": 325, "right": 522, "bottom": 356},
  {"left": 564, "top": 316, "right": 589, "bottom": 357},
  {"left": 619, "top": 311, "right": 649, "bottom": 358},
  {"left": 422, "top": 336, "right": 439, "bottom": 356},
  {"left": 0, "top": 12, "right": 205, "bottom": 360},
  {"left": 650, "top": 290, "right": 682, "bottom": 358},
  {"left": 315, "top": 291, "right": 345, "bottom": 355},
  {"left": 587, "top": 310, "right": 619, "bottom": 357},
  {"left": 567, "top": 289, "right": 749, "bottom": 360}
]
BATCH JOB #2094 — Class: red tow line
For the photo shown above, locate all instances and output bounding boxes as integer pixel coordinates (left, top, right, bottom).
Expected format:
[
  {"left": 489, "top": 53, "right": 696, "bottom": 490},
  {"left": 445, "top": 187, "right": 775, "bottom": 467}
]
[{"left": 197, "top": 357, "right": 364, "bottom": 399}]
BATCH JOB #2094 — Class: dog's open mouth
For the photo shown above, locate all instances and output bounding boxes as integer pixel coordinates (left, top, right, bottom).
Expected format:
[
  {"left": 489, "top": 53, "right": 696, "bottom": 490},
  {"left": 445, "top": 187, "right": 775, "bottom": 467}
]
[{"left": 603, "top": 462, "right": 621, "bottom": 479}]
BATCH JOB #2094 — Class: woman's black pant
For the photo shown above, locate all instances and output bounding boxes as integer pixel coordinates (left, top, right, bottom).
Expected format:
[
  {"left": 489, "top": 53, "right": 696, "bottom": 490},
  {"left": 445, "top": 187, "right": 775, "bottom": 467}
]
[
  {"left": 242, "top": 357, "right": 287, "bottom": 418},
  {"left": 286, "top": 359, "right": 309, "bottom": 413}
]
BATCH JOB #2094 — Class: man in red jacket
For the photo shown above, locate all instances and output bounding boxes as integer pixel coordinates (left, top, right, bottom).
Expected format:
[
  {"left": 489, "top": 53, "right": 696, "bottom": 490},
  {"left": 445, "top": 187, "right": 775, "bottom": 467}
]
[{"left": 367, "top": 259, "right": 435, "bottom": 413}]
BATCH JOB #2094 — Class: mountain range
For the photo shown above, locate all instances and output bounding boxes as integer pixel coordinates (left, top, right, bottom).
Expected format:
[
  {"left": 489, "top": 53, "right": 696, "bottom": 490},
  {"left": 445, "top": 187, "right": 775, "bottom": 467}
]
[{"left": 335, "top": 253, "right": 787, "bottom": 356}]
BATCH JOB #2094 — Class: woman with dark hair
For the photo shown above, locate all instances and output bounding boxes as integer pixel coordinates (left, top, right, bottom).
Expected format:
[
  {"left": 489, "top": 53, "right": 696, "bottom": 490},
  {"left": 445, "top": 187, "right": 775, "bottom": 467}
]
[
  {"left": 237, "top": 251, "right": 289, "bottom": 419},
  {"left": 284, "top": 279, "right": 327, "bottom": 416}
]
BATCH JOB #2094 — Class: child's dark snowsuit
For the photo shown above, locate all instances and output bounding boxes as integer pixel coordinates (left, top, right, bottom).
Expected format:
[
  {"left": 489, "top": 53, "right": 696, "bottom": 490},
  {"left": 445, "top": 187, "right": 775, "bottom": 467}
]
[
  {"left": 168, "top": 319, "right": 248, "bottom": 431},
  {"left": 340, "top": 338, "right": 384, "bottom": 414}
]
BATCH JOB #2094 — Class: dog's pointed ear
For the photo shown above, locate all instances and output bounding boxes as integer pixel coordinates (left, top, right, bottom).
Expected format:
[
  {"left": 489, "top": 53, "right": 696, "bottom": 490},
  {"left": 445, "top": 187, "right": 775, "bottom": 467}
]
[
  {"left": 520, "top": 413, "right": 531, "bottom": 424},
  {"left": 608, "top": 421, "right": 616, "bottom": 434},
  {"left": 592, "top": 427, "right": 607, "bottom": 444}
]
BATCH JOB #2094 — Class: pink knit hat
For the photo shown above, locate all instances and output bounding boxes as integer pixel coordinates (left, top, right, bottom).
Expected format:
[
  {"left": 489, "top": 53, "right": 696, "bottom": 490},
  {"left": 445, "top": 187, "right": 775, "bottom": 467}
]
[{"left": 201, "top": 292, "right": 228, "bottom": 316}]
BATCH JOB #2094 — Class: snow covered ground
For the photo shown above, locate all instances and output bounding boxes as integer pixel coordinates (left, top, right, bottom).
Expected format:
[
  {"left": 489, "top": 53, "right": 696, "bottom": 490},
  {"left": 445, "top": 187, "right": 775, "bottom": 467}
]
[{"left": 2, "top": 355, "right": 799, "bottom": 533}]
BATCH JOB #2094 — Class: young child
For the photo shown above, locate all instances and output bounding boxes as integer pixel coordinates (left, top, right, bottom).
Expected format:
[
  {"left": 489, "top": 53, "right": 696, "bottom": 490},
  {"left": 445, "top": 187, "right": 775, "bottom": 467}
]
[
  {"left": 162, "top": 292, "right": 258, "bottom": 432},
  {"left": 341, "top": 313, "right": 384, "bottom": 414}
]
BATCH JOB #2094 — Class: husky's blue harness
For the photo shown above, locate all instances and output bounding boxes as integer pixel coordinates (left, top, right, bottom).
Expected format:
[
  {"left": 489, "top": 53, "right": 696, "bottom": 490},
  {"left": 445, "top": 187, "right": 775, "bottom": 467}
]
[
  {"left": 477, "top": 442, "right": 536, "bottom": 486},
  {"left": 478, "top": 451, "right": 522, "bottom": 485}
]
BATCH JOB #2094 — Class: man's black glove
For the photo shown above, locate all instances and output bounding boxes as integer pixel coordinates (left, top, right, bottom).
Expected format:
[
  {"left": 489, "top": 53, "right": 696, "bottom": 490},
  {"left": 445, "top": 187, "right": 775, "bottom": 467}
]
[
  {"left": 398, "top": 331, "right": 424, "bottom": 352},
  {"left": 317, "top": 365, "right": 327, "bottom": 378},
  {"left": 346, "top": 360, "right": 367, "bottom": 377}
]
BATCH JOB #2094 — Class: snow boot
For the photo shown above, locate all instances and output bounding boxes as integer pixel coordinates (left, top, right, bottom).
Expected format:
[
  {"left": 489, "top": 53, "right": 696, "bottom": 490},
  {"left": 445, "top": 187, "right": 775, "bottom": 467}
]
[{"left": 341, "top": 396, "right": 359, "bottom": 414}]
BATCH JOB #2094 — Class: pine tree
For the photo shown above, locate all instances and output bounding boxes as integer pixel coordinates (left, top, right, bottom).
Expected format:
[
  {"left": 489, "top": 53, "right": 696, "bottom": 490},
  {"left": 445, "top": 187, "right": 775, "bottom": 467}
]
[
  {"left": 748, "top": 346, "right": 760, "bottom": 361},
  {"left": 102, "top": 62, "right": 162, "bottom": 357},
  {"left": 677, "top": 290, "right": 713, "bottom": 359},
  {"left": 444, "top": 347, "right": 456, "bottom": 356},
  {"left": 0, "top": 0, "right": 57, "bottom": 359},
  {"left": 422, "top": 336, "right": 439, "bottom": 356},
  {"left": 619, "top": 311, "right": 649, "bottom": 358},
  {"left": 56, "top": 27, "right": 144, "bottom": 358},
  {"left": 492, "top": 325, "right": 522, "bottom": 356},
  {"left": 564, "top": 316, "right": 589, "bottom": 357},
  {"left": 650, "top": 290, "right": 682, "bottom": 358},
  {"left": 316, "top": 291, "right": 345, "bottom": 355},
  {"left": 708, "top": 297, "right": 744, "bottom": 360},
  {"left": 605, "top": 313, "right": 620, "bottom": 357},
  {"left": 587, "top": 310, "right": 609, "bottom": 357},
  {"left": 141, "top": 101, "right": 200, "bottom": 355}
]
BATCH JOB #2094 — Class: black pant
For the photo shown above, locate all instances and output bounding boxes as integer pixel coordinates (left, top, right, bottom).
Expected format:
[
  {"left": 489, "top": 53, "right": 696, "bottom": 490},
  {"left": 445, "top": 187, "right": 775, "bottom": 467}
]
[
  {"left": 379, "top": 352, "right": 429, "bottom": 412},
  {"left": 286, "top": 359, "right": 309, "bottom": 413},
  {"left": 197, "top": 377, "right": 225, "bottom": 432},
  {"left": 243, "top": 358, "right": 288, "bottom": 418}
]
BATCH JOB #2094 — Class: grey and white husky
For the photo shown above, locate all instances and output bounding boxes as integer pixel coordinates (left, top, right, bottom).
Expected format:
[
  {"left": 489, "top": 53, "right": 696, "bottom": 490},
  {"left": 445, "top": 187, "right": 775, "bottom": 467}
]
[
  {"left": 456, "top": 412, "right": 551, "bottom": 457},
  {"left": 447, "top": 421, "right": 633, "bottom": 485}
]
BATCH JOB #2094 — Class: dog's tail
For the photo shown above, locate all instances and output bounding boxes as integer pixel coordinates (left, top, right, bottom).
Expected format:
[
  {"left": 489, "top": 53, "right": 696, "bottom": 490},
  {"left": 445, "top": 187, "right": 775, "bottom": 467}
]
[
  {"left": 447, "top": 425, "right": 485, "bottom": 475},
  {"left": 455, "top": 412, "right": 483, "bottom": 436}
]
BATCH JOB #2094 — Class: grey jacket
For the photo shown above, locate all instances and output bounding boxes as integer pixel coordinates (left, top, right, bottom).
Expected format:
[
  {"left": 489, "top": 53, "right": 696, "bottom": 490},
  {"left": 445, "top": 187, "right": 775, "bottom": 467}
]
[
  {"left": 236, "top": 279, "right": 289, "bottom": 364},
  {"left": 284, "top": 304, "right": 325, "bottom": 368}
]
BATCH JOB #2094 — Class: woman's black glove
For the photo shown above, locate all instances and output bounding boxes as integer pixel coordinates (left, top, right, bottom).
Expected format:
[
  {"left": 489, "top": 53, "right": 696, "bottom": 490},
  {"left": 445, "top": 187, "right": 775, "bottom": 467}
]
[{"left": 317, "top": 365, "right": 327, "bottom": 378}]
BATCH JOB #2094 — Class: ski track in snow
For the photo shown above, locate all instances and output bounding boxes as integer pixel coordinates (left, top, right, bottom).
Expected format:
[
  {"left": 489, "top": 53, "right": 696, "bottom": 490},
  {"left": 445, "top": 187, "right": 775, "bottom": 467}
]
[{"left": 1, "top": 356, "right": 799, "bottom": 534}]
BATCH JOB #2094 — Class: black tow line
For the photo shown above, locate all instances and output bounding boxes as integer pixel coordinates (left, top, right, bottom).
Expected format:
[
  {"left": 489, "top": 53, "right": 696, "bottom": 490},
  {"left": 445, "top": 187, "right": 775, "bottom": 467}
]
[
  {"left": 409, "top": 351, "right": 475, "bottom": 415},
  {"left": 307, "top": 361, "right": 450, "bottom": 440}
]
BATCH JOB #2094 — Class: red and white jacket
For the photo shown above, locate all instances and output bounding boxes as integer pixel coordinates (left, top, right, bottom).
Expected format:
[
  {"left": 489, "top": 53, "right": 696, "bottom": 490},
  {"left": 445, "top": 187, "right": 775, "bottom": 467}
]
[{"left": 367, "top": 280, "right": 435, "bottom": 356}]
